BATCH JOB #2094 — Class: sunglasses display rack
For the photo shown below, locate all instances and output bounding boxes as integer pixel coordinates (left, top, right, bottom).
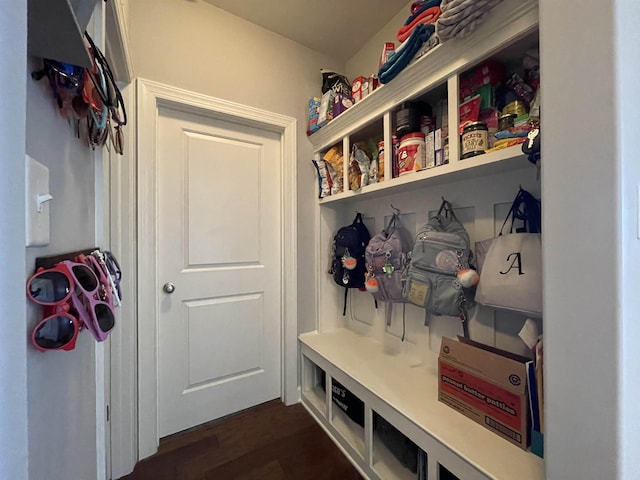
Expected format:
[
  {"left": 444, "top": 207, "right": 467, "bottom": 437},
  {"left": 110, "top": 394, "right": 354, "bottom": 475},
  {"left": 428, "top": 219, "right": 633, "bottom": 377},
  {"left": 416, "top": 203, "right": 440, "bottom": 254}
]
[{"left": 27, "top": 247, "right": 122, "bottom": 352}]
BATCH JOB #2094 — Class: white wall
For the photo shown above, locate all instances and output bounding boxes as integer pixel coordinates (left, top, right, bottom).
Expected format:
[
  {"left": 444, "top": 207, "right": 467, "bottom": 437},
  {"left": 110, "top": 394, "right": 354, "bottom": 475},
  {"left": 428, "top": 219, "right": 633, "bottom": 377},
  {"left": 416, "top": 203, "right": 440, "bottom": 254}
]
[
  {"left": 0, "top": 2, "right": 28, "bottom": 480},
  {"left": 129, "top": 0, "right": 344, "bottom": 335},
  {"left": 25, "top": 57, "right": 99, "bottom": 480},
  {"left": 540, "top": 0, "right": 624, "bottom": 478},
  {"left": 616, "top": 2, "right": 640, "bottom": 478}
]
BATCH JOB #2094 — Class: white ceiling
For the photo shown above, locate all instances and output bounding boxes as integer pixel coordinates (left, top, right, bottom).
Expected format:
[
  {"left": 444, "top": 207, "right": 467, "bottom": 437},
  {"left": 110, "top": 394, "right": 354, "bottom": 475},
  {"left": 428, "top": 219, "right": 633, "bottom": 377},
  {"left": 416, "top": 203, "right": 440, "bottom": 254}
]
[{"left": 201, "top": 0, "right": 409, "bottom": 62}]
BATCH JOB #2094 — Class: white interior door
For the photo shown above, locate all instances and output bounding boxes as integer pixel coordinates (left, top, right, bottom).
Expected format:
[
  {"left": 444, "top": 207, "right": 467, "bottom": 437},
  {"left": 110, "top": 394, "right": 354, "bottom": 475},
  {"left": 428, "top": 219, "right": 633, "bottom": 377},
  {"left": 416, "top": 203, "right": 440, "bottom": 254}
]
[{"left": 156, "top": 105, "right": 282, "bottom": 438}]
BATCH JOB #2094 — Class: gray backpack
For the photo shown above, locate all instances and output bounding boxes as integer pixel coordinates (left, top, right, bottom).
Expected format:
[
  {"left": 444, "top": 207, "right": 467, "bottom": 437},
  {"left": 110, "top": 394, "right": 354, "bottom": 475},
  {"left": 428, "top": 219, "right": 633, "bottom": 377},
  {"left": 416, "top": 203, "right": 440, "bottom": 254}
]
[
  {"left": 365, "top": 212, "right": 410, "bottom": 326},
  {"left": 403, "top": 199, "right": 475, "bottom": 336}
]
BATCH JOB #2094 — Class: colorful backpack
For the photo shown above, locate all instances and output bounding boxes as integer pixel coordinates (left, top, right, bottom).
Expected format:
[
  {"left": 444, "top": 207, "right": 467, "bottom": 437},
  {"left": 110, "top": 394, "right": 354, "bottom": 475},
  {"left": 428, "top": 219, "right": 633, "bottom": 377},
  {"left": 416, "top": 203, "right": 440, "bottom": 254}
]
[
  {"left": 364, "top": 212, "right": 410, "bottom": 326},
  {"left": 329, "top": 212, "right": 371, "bottom": 315},
  {"left": 403, "top": 199, "right": 477, "bottom": 337}
]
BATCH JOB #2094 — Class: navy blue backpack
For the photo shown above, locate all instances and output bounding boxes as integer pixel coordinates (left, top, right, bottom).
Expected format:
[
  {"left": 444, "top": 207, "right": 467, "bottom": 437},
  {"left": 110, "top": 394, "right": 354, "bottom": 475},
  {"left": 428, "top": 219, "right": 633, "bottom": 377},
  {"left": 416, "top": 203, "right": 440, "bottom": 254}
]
[{"left": 329, "top": 213, "right": 371, "bottom": 315}]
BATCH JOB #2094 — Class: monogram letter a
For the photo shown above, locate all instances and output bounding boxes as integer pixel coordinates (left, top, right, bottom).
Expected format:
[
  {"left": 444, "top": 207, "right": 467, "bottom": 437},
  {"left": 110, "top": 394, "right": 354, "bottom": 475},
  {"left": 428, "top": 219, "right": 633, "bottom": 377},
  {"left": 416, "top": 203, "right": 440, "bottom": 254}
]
[{"left": 500, "top": 252, "right": 524, "bottom": 275}]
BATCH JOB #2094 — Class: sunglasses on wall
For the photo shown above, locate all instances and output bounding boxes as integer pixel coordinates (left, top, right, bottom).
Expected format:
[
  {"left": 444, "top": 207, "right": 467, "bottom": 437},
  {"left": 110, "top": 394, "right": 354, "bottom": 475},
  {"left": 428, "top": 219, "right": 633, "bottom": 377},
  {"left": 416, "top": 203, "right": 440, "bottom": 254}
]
[
  {"left": 61, "top": 259, "right": 116, "bottom": 342},
  {"left": 31, "top": 303, "right": 83, "bottom": 352},
  {"left": 27, "top": 259, "right": 116, "bottom": 349}
]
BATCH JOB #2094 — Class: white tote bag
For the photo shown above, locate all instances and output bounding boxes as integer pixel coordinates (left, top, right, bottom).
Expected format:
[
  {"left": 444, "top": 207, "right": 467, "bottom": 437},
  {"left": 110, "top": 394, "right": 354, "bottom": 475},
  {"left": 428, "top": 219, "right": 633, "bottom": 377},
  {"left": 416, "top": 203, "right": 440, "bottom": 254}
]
[{"left": 475, "top": 189, "right": 542, "bottom": 317}]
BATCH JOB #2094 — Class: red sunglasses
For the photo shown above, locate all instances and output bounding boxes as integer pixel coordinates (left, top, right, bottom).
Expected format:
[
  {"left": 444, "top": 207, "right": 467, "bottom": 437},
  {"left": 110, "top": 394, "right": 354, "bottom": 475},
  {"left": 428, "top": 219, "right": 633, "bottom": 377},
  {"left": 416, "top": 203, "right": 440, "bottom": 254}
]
[
  {"left": 31, "top": 303, "right": 82, "bottom": 352},
  {"left": 26, "top": 262, "right": 74, "bottom": 306}
]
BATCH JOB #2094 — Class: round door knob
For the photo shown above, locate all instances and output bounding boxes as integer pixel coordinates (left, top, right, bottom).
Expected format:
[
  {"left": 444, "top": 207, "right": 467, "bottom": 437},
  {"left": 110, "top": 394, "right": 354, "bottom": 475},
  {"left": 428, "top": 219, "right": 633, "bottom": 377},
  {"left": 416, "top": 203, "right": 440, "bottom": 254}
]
[{"left": 163, "top": 282, "right": 176, "bottom": 294}]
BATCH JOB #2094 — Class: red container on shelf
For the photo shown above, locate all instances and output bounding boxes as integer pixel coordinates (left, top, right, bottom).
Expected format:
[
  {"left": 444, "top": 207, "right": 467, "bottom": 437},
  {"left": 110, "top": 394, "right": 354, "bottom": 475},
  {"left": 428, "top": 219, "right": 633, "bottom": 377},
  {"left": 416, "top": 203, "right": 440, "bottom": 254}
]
[
  {"left": 459, "top": 59, "right": 505, "bottom": 100},
  {"left": 398, "top": 132, "right": 426, "bottom": 175}
]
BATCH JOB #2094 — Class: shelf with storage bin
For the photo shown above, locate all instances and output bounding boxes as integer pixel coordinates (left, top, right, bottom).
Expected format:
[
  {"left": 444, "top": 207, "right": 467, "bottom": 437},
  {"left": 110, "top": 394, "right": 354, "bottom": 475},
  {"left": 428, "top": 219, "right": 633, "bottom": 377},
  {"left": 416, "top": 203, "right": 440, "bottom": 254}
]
[
  {"left": 303, "top": 1, "right": 543, "bottom": 479},
  {"left": 330, "top": 387, "right": 366, "bottom": 459}
]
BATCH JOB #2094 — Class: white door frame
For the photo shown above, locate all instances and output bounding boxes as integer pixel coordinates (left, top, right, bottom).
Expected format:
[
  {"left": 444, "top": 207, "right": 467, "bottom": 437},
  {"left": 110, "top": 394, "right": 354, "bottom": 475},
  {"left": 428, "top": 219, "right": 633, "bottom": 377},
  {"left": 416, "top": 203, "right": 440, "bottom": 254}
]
[
  {"left": 136, "top": 78, "right": 298, "bottom": 459},
  {"left": 103, "top": 1, "right": 137, "bottom": 477}
]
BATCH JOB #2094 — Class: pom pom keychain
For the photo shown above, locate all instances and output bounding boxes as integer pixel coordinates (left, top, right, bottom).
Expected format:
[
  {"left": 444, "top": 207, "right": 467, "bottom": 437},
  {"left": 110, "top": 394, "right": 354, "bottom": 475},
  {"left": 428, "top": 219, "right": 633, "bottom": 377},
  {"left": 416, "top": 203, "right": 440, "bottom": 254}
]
[
  {"left": 342, "top": 255, "right": 357, "bottom": 270},
  {"left": 457, "top": 268, "right": 479, "bottom": 288},
  {"left": 365, "top": 275, "right": 379, "bottom": 293},
  {"left": 341, "top": 248, "right": 357, "bottom": 270}
]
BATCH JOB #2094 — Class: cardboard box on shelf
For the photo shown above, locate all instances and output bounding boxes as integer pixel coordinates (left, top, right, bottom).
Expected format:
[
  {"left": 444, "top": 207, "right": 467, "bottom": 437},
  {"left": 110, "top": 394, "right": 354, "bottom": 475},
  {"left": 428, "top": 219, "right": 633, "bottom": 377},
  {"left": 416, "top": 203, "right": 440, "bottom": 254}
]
[
  {"left": 332, "top": 93, "right": 353, "bottom": 119},
  {"left": 438, "top": 337, "right": 531, "bottom": 450},
  {"left": 308, "top": 97, "right": 321, "bottom": 135},
  {"left": 424, "top": 131, "right": 435, "bottom": 169},
  {"left": 352, "top": 76, "right": 369, "bottom": 103},
  {"left": 317, "top": 90, "right": 335, "bottom": 128}
]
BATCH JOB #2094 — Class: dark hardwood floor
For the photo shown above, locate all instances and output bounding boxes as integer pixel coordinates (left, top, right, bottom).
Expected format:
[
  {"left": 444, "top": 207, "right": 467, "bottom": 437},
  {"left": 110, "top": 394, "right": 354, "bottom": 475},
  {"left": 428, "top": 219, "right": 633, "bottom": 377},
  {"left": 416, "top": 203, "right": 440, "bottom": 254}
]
[{"left": 118, "top": 400, "right": 364, "bottom": 480}]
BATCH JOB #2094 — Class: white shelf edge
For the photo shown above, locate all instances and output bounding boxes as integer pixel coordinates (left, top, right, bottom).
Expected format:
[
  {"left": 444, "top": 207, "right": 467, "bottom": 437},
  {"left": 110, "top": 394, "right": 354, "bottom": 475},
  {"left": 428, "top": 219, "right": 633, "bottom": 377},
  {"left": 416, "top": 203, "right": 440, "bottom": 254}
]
[
  {"left": 319, "top": 145, "right": 533, "bottom": 205},
  {"left": 299, "top": 329, "right": 544, "bottom": 480}
]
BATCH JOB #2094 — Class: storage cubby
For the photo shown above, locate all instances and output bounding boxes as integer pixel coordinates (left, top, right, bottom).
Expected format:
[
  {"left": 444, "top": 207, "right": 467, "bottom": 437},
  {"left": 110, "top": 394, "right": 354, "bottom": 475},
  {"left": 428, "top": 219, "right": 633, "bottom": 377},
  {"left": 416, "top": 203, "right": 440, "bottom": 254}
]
[
  {"left": 301, "top": 1, "right": 543, "bottom": 479},
  {"left": 301, "top": 355, "right": 326, "bottom": 418},
  {"left": 457, "top": 28, "right": 540, "bottom": 161},
  {"left": 372, "top": 412, "right": 422, "bottom": 480},
  {"left": 330, "top": 377, "right": 366, "bottom": 459}
]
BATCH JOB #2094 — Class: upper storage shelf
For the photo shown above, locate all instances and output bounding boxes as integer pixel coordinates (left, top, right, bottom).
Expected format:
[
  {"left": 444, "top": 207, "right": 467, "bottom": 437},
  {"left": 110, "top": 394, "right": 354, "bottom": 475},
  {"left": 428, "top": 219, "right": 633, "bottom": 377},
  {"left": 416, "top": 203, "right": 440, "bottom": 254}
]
[
  {"left": 308, "top": 0, "right": 538, "bottom": 153},
  {"left": 28, "top": 0, "right": 99, "bottom": 68},
  {"left": 319, "top": 143, "right": 529, "bottom": 204}
]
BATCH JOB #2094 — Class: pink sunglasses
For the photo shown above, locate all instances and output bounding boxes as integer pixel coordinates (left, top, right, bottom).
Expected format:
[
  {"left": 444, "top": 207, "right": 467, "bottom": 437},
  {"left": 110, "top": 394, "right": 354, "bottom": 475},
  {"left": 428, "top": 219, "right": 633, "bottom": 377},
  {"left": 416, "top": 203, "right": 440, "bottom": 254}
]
[{"left": 62, "top": 259, "right": 115, "bottom": 342}]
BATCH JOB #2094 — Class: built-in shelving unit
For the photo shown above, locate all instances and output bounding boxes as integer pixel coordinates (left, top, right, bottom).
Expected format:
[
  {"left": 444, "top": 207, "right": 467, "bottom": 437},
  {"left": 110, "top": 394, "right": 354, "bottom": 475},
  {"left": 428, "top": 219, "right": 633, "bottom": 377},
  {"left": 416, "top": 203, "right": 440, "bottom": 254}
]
[
  {"left": 301, "top": 0, "right": 543, "bottom": 479},
  {"left": 300, "top": 330, "right": 544, "bottom": 480}
]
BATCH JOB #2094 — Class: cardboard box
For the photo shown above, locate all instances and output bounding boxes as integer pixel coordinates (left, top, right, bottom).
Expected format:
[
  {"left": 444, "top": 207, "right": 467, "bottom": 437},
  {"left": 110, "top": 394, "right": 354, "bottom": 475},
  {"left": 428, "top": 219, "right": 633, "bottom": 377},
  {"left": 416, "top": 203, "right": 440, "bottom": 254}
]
[
  {"left": 332, "top": 93, "right": 353, "bottom": 119},
  {"left": 307, "top": 97, "right": 321, "bottom": 135},
  {"left": 424, "top": 131, "right": 435, "bottom": 169},
  {"left": 351, "top": 76, "right": 369, "bottom": 103},
  {"left": 438, "top": 337, "right": 531, "bottom": 449},
  {"left": 317, "top": 90, "right": 335, "bottom": 128}
]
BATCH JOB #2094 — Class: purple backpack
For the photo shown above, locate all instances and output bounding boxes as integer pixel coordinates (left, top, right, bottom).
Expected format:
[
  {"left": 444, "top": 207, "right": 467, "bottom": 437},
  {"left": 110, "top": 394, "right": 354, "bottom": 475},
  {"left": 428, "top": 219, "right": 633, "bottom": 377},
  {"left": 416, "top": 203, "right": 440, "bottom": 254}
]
[{"left": 365, "top": 212, "right": 410, "bottom": 326}]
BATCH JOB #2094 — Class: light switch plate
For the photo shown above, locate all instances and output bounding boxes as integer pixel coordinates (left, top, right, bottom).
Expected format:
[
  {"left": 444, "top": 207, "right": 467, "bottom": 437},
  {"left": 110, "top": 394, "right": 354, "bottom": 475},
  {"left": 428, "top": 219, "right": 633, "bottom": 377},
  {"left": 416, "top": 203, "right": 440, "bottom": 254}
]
[{"left": 25, "top": 155, "right": 51, "bottom": 247}]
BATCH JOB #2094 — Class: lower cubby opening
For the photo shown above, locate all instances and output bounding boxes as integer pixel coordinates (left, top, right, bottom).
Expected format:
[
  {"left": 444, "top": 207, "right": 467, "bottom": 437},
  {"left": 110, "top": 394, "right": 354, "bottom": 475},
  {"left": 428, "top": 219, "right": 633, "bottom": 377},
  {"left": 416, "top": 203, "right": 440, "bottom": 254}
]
[
  {"left": 301, "top": 355, "right": 326, "bottom": 416},
  {"left": 328, "top": 376, "right": 366, "bottom": 458},
  {"left": 372, "top": 412, "right": 426, "bottom": 480}
]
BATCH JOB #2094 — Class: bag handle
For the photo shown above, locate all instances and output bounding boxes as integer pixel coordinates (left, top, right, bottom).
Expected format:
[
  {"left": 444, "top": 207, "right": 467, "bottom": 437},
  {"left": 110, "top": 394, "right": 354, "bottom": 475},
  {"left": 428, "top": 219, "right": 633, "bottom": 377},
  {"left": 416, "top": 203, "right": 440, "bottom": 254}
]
[
  {"left": 499, "top": 188, "right": 541, "bottom": 235},
  {"left": 436, "top": 197, "right": 459, "bottom": 223},
  {"left": 353, "top": 212, "right": 364, "bottom": 224},
  {"left": 384, "top": 210, "right": 400, "bottom": 236}
]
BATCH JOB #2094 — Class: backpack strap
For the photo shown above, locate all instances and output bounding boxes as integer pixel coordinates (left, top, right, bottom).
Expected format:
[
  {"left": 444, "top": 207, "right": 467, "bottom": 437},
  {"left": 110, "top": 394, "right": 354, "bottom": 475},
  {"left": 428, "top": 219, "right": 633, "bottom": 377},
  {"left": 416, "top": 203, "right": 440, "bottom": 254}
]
[
  {"left": 385, "top": 303, "right": 393, "bottom": 326},
  {"left": 342, "top": 287, "right": 348, "bottom": 316},
  {"left": 384, "top": 212, "right": 399, "bottom": 236}
]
